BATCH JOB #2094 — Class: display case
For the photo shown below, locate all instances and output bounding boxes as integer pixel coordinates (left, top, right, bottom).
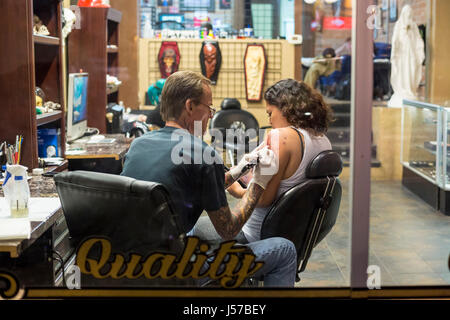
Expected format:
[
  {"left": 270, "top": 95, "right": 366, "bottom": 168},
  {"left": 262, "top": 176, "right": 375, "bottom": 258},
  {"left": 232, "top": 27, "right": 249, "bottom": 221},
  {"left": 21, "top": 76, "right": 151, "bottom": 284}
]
[{"left": 401, "top": 99, "right": 450, "bottom": 215}]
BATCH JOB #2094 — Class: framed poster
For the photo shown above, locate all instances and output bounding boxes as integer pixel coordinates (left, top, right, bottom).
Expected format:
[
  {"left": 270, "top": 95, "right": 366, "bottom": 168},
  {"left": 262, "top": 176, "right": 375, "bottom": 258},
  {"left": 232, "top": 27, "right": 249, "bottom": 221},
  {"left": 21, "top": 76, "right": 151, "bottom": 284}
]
[
  {"left": 219, "top": 0, "right": 231, "bottom": 10},
  {"left": 244, "top": 44, "right": 267, "bottom": 102},
  {"left": 389, "top": 0, "right": 397, "bottom": 22},
  {"left": 180, "top": 0, "right": 215, "bottom": 12}
]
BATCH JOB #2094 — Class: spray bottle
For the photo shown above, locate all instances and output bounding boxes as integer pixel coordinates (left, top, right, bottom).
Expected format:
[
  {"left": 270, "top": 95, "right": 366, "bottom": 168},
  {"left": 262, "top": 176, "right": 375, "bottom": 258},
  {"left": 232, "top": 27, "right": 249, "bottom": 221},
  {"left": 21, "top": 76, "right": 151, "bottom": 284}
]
[{"left": 2, "top": 164, "right": 30, "bottom": 218}]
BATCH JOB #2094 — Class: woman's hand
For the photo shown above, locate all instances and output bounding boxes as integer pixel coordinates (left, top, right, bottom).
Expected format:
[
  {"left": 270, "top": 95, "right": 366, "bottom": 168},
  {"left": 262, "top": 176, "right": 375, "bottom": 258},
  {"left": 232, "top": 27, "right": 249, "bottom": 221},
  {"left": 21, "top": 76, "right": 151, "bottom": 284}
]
[{"left": 226, "top": 181, "right": 246, "bottom": 199}]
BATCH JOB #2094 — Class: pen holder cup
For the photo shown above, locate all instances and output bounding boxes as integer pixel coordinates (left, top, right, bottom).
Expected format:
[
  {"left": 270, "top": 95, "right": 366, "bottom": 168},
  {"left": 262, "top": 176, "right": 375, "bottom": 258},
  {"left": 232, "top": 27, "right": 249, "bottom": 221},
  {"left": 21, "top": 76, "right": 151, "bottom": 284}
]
[{"left": 0, "top": 153, "right": 6, "bottom": 167}]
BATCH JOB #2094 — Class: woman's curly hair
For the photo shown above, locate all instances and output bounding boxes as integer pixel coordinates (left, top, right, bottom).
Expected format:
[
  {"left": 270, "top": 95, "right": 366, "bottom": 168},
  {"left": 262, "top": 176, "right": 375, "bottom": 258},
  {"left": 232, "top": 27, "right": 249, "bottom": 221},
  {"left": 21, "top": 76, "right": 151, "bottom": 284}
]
[{"left": 264, "top": 79, "right": 334, "bottom": 135}]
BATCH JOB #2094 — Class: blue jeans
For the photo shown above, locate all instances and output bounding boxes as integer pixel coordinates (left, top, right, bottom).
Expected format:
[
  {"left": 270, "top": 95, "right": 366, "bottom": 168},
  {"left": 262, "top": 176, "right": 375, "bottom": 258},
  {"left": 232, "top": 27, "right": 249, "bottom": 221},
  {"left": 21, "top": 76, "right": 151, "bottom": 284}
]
[{"left": 188, "top": 216, "right": 297, "bottom": 287}]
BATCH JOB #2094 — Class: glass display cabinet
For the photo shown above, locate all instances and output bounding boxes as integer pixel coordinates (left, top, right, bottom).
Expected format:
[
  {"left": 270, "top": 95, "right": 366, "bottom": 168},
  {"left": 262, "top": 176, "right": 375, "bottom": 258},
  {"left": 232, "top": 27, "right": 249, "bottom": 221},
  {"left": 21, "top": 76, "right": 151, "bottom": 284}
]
[
  {"left": 440, "top": 106, "right": 450, "bottom": 191},
  {"left": 401, "top": 99, "right": 450, "bottom": 215}
]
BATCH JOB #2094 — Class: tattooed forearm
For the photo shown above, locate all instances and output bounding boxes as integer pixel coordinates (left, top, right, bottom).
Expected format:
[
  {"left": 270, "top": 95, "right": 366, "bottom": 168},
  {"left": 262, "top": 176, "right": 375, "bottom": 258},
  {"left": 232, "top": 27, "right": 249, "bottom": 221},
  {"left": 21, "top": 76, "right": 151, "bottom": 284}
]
[
  {"left": 224, "top": 171, "right": 236, "bottom": 189},
  {"left": 208, "top": 183, "right": 264, "bottom": 240},
  {"left": 233, "top": 183, "right": 264, "bottom": 227}
]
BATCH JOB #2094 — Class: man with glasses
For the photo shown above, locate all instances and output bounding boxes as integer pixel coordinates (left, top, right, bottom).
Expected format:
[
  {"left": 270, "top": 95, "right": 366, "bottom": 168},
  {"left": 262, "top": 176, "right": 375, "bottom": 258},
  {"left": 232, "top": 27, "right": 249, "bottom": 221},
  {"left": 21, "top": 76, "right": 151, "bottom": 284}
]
[
  {"left": 121, "top": 71, "right": 297, "bottom": 287},
  {"left": 198, "top": 102, "right": 216, "bottom": 117}
]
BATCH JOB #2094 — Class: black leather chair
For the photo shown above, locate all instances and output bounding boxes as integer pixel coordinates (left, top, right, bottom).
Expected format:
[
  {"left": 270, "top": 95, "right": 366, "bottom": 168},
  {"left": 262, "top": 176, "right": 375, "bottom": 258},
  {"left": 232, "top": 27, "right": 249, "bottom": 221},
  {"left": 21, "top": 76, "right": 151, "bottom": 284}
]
[
  {"left": 209, "top": 98, "right": 260, "bottom": 166},
  {"left": 260, "top": 150, "right": 343, "bottom": 282},
  {"left": 54, "top": 170, "right": 189, "bottom": 287}
]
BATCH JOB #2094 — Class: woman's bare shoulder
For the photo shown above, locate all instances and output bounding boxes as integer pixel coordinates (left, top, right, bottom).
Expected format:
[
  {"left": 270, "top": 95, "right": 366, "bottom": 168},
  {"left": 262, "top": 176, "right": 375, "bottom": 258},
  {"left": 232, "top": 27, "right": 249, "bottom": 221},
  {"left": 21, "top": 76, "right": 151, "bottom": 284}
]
[
  {"left": 266, "top": 127, "right": 299, "bottom": 151},
  {"left": 266, "top": 127, "right": 297, "bottom": 139}
]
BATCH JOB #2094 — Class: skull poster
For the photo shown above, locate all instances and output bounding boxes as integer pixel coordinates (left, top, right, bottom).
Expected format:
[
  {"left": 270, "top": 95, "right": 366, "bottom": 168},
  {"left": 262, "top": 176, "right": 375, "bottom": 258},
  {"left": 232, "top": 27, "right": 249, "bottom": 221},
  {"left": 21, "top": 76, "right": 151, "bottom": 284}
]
[
  {"left": 199, "top": 41, "right": 222, "bottom": 85},
  {"left": 158, "top": 41, "right": 181, "bottom": 78}
]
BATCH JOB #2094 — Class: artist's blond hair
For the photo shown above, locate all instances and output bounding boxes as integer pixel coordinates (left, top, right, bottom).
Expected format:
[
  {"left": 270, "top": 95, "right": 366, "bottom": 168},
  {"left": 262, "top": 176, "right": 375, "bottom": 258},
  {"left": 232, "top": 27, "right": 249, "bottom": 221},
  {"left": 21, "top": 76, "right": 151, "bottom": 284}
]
[{"left": 160, "top": 71, "right": 211, "bottom": 121}]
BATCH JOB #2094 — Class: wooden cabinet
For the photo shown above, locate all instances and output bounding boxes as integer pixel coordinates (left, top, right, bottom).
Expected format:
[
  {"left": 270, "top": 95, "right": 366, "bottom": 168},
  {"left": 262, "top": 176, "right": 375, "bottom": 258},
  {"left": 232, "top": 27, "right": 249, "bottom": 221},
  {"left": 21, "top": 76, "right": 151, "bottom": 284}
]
[
  {"left": 0, "top": 0, "right": 66, "bottom": 170},
  {"left": 68, "top": 7, "right": 122, "bottom": 133},
  {"left": 0, "top": 209, "right": 75, "bottom": 288}
]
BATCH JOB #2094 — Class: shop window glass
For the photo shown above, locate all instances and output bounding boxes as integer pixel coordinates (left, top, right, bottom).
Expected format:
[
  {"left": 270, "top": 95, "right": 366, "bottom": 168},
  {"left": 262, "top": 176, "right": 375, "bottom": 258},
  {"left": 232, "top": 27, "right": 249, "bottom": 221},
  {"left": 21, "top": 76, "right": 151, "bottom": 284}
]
[
  {"left": 138, "top": 0, "right": 295, "bottom": 40},
  {"left": 297, "top": 0, "right": 354, "bottom": 288},
  {"left": 368, "top": 0, "right": 450, "bottom": 287},
  {"left": 135, "top": 0, "right": 355, "bottom": 290},
  {"left": 62, "top": 0, "right": 448, "bottom": 292}
]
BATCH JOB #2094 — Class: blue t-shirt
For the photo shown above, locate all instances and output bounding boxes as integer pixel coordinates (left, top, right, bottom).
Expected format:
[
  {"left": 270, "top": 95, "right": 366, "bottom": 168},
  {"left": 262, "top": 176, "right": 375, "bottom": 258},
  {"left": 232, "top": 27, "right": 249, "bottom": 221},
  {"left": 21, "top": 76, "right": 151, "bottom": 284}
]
[{"left": 121, "top": 126, "right": 228, "bottom": 233}]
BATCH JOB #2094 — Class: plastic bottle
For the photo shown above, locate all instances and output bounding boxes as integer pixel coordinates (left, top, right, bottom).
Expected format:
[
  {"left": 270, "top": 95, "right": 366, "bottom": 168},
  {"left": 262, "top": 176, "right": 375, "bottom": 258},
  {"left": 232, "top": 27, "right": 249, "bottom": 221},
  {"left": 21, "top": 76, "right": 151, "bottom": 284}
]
[
  {"left": 2, "top": 165, "right": 30, "bottom": 218},
  {"left": 244, "top": 25, "right": 253, "bottom": 37},
  {"left": 143, "top": 15, "right": 153, "bottom": 38},
  {"left": 10, "top": 175, "right": 29, "bottom": 218}
]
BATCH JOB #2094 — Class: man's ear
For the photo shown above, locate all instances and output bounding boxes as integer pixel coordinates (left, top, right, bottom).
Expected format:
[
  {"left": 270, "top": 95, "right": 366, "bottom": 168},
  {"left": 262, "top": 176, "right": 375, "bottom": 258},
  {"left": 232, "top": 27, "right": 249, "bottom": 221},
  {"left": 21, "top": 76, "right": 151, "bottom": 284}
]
[{"left": 185, "top": 98, "right": 194, "bottom": 116}]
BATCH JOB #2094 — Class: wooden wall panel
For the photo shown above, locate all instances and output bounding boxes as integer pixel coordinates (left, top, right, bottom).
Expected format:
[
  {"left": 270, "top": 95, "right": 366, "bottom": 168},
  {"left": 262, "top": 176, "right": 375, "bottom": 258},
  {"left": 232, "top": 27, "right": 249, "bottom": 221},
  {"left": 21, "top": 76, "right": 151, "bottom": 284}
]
[
  {"left": 428, "top": 0, "right": 450, "bottom": 103},
  {"left": 294, "top": 0, "right": 302, "bottom": 80},
  {"left": 0, "top": 0, "right": 37, "bottom": 169},
  {"left": 139, "top": 38, "right": 296, "bottom": 127},
  {"left": 68, "top": 8, "right": 108, "bottom": 132},
  {"left": 110, "top": 0, "right": 140, "bottom": 110}
]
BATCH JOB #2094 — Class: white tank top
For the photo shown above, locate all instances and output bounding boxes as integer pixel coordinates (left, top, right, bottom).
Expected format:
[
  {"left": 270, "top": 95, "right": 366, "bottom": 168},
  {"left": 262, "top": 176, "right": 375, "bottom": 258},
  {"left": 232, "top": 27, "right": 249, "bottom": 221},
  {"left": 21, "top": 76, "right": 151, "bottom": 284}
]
[{"left": 242, "top": 127, "right": 332, "bottom": 242}]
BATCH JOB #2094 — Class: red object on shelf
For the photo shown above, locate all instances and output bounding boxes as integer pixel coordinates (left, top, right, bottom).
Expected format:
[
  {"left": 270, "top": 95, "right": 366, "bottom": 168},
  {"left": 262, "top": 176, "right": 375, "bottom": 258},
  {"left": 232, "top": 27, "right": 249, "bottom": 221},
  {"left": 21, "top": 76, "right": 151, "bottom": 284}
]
[
  {"left": 78, "top": 0, "right": 110, "bottom": 7},
  {"left": 77, "top": 0, "right": 93, "bottom": 6}
]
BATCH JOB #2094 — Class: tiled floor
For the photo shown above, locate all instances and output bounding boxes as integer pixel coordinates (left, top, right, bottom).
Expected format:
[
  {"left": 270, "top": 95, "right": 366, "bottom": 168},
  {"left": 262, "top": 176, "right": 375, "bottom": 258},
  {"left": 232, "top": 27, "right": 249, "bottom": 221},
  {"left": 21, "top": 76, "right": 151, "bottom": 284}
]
[
  {"left": 295, "top": 180, "right": 450, "bottom": 287},
  {"left": 226, "top": 179, "right": 450, "bottom": 287}
]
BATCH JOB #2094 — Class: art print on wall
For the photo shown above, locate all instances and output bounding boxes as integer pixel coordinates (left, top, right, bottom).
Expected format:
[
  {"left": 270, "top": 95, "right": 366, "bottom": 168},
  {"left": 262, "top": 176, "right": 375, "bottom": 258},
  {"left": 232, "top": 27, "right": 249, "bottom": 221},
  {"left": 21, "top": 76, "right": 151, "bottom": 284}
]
[
  {"left": 199, "top": 41, "right": 222, "bottom": 85},
  {"left": 244, "top": 44, "right": 267, "bottom": 102},
  {"left": 219, "top": 0, "right": 231, "bottom": 10},
  {"left": 158, "top": 41, "right": 180, "bottom": 78},
  {"left": 389, "top": 0, "right": 397, "bottom": 22}
]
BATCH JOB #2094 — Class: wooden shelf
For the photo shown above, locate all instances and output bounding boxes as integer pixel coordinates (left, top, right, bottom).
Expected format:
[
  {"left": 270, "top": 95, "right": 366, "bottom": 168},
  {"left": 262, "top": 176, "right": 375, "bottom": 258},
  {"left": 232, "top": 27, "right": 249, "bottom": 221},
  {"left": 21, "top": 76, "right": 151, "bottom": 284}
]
[
  {"left": 33, "top": 34, "right": 60, "bottom": 46},
  {"left": 69, "top": 7, "right": 121, "bottom": 133},
  {"left": 0, "top": 0, "right": 66, "bottom": 170},
  {"left": 36, "top": 110, "right": 63, "bottom": 126}
]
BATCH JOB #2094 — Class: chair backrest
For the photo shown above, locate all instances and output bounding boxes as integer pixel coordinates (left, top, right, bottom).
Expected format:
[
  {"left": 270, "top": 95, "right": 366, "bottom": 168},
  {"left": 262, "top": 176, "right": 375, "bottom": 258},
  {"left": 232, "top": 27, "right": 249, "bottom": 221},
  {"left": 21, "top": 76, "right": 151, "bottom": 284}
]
[
  {"left": 209, "top": 108, "right": 260, "bottom": 154},
  {"left": 54, "top": 170, "right": 188, "bottom": 286},
  {"left": 260, "top": 150, "right": 343, "bottom": 276},
  {"left": 220, "top": 98, "right": 241, "bottom": 110}
]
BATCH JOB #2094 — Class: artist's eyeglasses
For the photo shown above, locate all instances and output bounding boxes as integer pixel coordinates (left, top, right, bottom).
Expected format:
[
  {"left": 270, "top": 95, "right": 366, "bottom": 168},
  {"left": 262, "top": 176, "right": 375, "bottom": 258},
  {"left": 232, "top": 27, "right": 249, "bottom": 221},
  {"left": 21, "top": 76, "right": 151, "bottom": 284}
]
[{"left": 198, "top": 102, "right": 216, "bottom": 117}]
